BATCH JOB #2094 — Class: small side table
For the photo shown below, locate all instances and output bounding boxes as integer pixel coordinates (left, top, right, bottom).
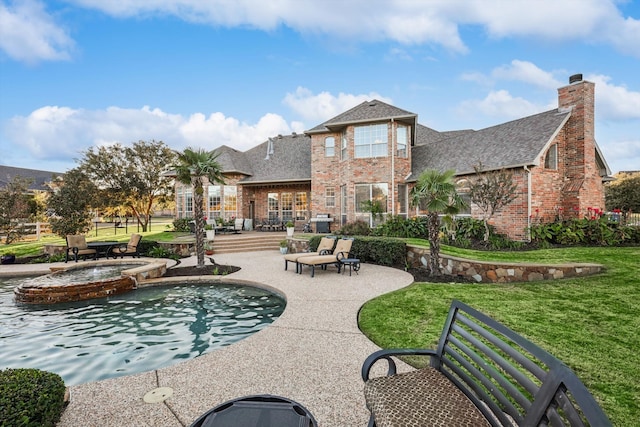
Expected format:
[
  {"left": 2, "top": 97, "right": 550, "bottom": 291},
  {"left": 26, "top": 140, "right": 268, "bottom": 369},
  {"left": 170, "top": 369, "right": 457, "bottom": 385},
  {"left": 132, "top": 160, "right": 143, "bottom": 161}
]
[
  {"left": 190, "top": 394, "right": 318, "bottom": 427},
  {"left": 339, "top": 258, "right": 361, "bottom": 276}
]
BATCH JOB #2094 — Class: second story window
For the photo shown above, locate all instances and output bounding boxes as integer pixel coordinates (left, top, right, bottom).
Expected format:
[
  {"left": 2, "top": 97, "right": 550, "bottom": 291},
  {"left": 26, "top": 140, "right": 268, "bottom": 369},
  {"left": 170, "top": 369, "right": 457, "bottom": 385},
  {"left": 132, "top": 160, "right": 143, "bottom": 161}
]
[
  {"left": 355, "top": 123, "right": 388, "bottom": 158},
  {"left": 341, "top": 131, "right": 347, "bottom": 160},
  {"left": 396, "top": 126, "right": 408, "bottom": 158},
  {"left": 325, "top": 137, "right": 335, "bottom": 157}
]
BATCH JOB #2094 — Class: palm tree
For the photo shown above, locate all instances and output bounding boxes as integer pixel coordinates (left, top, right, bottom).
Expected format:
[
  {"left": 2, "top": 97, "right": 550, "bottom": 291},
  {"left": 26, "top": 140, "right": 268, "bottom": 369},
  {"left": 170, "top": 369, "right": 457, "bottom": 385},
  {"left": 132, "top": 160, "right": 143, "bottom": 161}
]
[
  {"left": 410, "top": 169, "right": 466, "bottom": 276},
  {"left": 174, "top": 148, "right": 225, "bottom": 268}
]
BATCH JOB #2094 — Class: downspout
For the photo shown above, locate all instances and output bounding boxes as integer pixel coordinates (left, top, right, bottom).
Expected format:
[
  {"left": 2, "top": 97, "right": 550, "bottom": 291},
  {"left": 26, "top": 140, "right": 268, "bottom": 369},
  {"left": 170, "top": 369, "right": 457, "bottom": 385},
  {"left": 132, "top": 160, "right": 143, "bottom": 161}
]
[
  {"left": 524, "top": 165, "right": 532, "bottom": 241},
  {"left": 391, "top": 119, "right": 395, "bottom": 217}
]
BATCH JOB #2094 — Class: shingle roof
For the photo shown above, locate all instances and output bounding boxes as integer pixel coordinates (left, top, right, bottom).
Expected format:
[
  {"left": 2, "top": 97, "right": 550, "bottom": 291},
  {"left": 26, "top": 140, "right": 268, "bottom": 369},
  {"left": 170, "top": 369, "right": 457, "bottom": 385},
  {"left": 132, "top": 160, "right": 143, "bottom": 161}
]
[
  {"left": 213, "top": 145, "right": 253, "bottom": 175},
  {"left": 409, "top": 108, "right": 572, "bottom": 180},
  {"left": 0, "top": 165, "right": 62, "bottom": 191},
  {"left": 239, "top": 133, "right": 311, "bottom": 184},
  {"left": 306, "top": 99, "right": 417, "bottom": 134}
]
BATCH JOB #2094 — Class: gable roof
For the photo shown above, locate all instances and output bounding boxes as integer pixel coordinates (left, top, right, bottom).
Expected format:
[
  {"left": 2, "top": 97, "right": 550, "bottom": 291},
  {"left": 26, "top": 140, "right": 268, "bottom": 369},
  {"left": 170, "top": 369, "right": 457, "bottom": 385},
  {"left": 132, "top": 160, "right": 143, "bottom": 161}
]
[
  {"left": 306, "top": 99, "right": 417, "bottom": 135},
  {"left": 0, "top": 165, "right": 62, "bottom": 191},
  {"left": 409, "top": 108, "right": 572, "bottom": 180},
  {"left": 237, "top": 133, "right": 311, "bottom": 184}
]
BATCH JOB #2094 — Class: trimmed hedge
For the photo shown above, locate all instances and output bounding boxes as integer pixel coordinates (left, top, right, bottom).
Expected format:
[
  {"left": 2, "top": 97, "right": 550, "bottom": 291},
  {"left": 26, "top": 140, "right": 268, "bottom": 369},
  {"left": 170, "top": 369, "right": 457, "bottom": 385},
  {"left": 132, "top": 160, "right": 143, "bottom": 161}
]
[
  {"left": 0, "top": 368, "right": 67, "bottom": 427},
  {"left": 309, "top": 235, "right": 406, "bottom": 267}
]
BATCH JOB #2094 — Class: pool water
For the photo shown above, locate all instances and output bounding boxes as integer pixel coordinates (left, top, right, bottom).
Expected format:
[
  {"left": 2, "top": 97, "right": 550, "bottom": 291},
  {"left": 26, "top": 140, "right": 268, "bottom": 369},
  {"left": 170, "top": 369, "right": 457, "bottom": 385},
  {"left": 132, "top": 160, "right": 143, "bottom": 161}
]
[{"left": 0, "top": 278, "right": 285, "bottom": 385}]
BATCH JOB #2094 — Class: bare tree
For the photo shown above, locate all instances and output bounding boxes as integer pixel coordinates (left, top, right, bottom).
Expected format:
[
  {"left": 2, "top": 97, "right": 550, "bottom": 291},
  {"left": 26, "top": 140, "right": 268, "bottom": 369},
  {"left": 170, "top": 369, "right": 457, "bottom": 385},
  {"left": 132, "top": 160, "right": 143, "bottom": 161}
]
[{"left": 469, "top": 164, "right": 518, "bottom": 241}]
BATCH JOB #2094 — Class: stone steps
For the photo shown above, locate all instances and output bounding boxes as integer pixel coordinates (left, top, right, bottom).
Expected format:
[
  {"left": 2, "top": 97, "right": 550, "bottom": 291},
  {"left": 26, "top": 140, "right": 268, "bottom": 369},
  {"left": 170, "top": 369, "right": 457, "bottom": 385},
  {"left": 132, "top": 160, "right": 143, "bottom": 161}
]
[{"left": 210, "top": 232, "right": 287, "bottom": 254}]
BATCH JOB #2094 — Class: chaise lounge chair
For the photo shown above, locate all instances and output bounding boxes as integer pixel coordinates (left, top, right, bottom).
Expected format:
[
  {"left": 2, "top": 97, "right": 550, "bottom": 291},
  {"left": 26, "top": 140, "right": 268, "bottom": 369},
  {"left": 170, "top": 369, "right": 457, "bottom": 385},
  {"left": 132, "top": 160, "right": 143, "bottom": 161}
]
[
  {"left": 283, "top": 236, "right": 336, "bottom": 273},
  {"left": 65, "top": 235, "right": 97, "bottom": 263},
  {"left": 297, "top": 238, "right": 354, "bottom": 277},
  {"left": 111, "top": 233, "right": 142, "bottom": 258}
]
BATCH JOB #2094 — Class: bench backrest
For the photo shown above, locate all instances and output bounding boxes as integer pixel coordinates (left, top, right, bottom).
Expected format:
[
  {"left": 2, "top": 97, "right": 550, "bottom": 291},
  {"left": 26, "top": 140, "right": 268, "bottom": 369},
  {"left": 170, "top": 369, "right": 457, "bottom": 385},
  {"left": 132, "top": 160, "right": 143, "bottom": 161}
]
[{"left": 432, "top": 300, "right": 611, "bottom": 427}]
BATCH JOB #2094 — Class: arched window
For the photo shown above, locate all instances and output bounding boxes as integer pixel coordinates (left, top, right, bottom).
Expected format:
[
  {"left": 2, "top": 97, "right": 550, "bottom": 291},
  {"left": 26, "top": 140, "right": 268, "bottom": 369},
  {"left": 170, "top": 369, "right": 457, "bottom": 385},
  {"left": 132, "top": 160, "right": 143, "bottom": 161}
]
[{"left": 544, "top": 144, "right": 558, "bottom": 170}]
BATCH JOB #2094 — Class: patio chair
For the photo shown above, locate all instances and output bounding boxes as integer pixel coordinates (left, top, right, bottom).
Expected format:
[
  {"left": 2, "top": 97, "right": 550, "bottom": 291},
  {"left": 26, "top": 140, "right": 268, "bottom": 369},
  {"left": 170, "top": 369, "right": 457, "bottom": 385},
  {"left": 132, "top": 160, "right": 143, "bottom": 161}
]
[
  {"left": 65, "top": 235, "right": 97, "bottom": 263},
  {"left": 283, "top": 236, "right": 336, "bottom": 273},
  {"left": 111, "top": 233, "right": 142, "bottom": 258},
  {"left": 297, "top": 238, "right": 354, "bottom": 277}
]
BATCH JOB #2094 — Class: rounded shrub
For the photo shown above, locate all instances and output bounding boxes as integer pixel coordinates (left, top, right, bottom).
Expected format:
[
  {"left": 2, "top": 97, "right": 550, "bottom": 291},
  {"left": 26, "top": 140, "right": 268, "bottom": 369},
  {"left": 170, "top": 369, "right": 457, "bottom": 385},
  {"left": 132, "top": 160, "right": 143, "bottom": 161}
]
[{"left": 0, "top": 368, "right": 67, "bottom": 427}]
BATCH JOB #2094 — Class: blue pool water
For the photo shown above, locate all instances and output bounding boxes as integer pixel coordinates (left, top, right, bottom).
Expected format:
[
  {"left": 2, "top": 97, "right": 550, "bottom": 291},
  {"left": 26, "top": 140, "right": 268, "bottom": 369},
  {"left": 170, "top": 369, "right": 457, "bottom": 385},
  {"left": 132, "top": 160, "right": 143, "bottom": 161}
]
[{"left": 0, "top": 277, "right": 285, "bottom": 385}]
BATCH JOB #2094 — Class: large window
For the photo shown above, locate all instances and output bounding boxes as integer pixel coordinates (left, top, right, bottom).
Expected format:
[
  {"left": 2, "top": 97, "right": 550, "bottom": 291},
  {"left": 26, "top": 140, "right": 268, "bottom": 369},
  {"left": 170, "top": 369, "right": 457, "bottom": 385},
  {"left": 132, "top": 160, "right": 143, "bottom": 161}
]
[
  {"left": 268, "top": 193, "right": 279, "bottom": 220},
  {"left": 355, "top": 183, "right": 388, "bottom": 225},
  {"left": 396, "top": 126, "right": 408, "bottom": 158},
  {"left": 355, "top": 124, "right": 388, "bottom": 158},
  {"left": 185, "top": 188, "right": 193, "bottom": 218},
  {"left": 341, "top": 185, "right": 347, "bottom": 225},
  {"left": 176, "top": 186, "right": 184, "bottom": 218},
  {"left": 325, "top": 187, "right": 335, "bottom": 207},
  {"left": 325, "top": 136, "right": 335, "bottom": 157},
  {"left": 281, "top": 192, "right": 293, "bottom": 221},
  {"left": 544, "top": 144, "right": 557, "bottom": 170},
  {"left": 208, "top": 185, "right": 221, "bottom": 219},
  {"left": 295, "top": 192, "right": 308, "bottom": 220},
  {"left": 223, "top": 186, "right": 237, "bottom": 219},
  {"left": 397, "top": 184, "right": 407, "bottom": 218}
]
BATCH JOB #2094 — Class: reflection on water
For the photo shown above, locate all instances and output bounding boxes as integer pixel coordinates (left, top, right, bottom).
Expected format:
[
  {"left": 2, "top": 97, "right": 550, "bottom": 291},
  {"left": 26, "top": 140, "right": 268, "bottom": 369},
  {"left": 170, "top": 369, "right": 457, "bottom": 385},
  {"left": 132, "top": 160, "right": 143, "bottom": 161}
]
[{"left": 0, "top": 277, "right": 285, "bottom": 385}]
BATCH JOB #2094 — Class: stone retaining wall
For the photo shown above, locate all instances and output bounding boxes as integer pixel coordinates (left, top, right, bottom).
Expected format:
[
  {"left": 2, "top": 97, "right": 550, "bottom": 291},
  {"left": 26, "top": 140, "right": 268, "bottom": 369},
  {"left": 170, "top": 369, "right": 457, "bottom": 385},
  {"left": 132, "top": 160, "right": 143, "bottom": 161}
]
[
  {"left": 287, "top": 238, "right": 603, "bottom": 283},
  {"left": 406, "top": 245, "right": 603, "bottom": 283}
]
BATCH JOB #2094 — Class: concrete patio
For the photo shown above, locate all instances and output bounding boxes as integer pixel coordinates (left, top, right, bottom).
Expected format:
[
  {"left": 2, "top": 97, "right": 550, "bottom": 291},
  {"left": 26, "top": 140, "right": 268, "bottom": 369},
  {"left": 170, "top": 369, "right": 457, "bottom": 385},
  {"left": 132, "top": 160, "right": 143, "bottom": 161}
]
[{"left": 2, "top": 250, "right": 414, "bottom": 426}]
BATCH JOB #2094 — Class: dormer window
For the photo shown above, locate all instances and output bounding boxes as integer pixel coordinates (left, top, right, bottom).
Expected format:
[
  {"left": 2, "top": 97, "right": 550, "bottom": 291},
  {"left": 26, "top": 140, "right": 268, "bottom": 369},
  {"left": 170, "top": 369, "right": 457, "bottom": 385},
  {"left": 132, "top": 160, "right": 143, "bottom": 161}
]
[
  {"left": 544, "top": 144, "right": 558, "bottom": 170},
  {"left": 325, "top": 137, "right": 335, "bottom": 157}
]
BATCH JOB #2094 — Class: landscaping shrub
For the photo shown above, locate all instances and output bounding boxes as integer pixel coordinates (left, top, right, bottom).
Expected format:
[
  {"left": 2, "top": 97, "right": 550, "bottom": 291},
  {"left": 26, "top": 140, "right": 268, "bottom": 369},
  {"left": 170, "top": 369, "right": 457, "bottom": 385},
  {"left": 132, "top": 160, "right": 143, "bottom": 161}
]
[
  {"left": 351, "top": 236, "right": 406, "bottom": 267},
  {"left": 530, "top": 217, "right": 640, "bottom": 246},
  {"left": 0, "top": 368, "right": 66, "bottom": 427},
  {"left": 373, "top": 215, "right": 429, "bottom": 239},
  {"left": 336, "top": 220, "right": 372, "bottom": 236},
  {"left": 137, "top": 239, "right": 159, "bottom": 256},
  {"left": 172, "top": 218, "right": 191, "bottom": 232},
  {"left": 146, "top": 245, "right": 180, "bottom": 260}
]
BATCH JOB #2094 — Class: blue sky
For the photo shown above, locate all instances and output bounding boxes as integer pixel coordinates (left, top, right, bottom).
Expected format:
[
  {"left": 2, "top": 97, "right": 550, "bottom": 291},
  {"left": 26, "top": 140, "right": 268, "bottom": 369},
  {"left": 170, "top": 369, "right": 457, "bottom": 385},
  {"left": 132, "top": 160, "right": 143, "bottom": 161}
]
[{"left": 1, "top": 0, "right": 639, "bottom": 175}]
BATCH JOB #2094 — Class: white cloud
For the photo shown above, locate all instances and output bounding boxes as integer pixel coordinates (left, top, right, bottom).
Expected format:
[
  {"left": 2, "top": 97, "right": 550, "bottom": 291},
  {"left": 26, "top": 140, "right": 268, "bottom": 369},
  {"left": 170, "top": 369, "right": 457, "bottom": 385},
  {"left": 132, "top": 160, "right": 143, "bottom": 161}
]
[
  {"left": 587, "top": 74, "right": 640, "bottom": 121},
  {"left": 5, "top": 0, "right": 634, "bottom": 64},
  {"left": 283, "top": 87, "right": 393, "bottom": 123},
  {"left": 3, "top": 105, "right": 299, "bottom": 167},
  {"left": 0, "top": 0, "right": 74, "bottom": 63},
  {"left": 492, "top": 60, "right": 564, "bottom": 90},
  {"left": 456, "top": 90, "right": 544, "bottom": 120}
]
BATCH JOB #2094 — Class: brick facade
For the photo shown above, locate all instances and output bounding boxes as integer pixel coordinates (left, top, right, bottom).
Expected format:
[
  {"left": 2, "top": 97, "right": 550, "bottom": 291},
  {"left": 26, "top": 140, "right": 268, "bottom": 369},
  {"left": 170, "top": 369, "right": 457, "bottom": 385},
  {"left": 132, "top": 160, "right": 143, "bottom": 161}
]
[{"left": 173, "top": 77, "right": 607, "bottom": 241}]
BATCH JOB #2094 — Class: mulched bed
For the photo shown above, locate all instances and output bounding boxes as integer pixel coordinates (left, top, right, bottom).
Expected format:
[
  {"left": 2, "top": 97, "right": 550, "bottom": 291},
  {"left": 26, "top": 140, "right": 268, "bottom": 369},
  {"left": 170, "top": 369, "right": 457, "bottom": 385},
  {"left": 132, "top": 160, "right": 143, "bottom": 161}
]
[{"left": 163, "top": 259, "right": 241, "bottom": 277}]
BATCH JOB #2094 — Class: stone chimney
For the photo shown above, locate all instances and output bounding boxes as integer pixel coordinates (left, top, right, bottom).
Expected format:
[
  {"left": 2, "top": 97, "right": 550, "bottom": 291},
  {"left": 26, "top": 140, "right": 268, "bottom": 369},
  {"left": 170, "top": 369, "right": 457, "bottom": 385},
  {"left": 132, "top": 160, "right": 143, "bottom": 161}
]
[{"left": 557, "top": 74, "right": 603, "bottom": 215}]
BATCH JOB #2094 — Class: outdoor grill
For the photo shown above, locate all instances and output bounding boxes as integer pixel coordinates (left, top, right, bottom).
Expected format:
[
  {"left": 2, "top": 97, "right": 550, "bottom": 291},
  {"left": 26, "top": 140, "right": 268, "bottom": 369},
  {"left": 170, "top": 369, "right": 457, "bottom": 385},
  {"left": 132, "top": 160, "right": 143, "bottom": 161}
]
[{"left": 310, "top": 213, "right": 332, "bottom": 233}]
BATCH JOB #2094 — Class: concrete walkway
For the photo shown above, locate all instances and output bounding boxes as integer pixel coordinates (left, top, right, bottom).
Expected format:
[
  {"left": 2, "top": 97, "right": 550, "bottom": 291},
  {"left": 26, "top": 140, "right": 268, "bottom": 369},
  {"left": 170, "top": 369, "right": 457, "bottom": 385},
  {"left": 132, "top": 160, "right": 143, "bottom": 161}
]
[{"left": 2, "top": 251, "right": 414, "bottom": 426}]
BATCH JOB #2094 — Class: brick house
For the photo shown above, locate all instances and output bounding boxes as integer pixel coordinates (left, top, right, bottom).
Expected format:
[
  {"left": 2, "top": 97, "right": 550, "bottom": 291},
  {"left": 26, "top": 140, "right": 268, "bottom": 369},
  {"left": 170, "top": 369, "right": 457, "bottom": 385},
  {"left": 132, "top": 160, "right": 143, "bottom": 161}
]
[{"left": 174, "top": 74, "right": 611, "bottom": 241}]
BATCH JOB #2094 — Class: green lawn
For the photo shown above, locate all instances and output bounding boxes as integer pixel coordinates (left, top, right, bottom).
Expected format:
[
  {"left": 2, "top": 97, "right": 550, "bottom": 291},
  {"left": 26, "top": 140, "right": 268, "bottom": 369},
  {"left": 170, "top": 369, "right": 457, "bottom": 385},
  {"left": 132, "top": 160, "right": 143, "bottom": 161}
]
[{"left": 359, "top": 244, "right": 640, "bottom": 425}]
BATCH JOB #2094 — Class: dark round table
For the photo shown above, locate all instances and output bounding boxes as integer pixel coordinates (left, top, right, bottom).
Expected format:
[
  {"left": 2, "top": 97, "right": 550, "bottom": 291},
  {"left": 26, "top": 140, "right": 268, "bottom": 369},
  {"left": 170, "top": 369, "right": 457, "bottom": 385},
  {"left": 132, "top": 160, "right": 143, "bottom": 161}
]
[{"left": 190, "top": 394, "right": 318, "bottom": 427}]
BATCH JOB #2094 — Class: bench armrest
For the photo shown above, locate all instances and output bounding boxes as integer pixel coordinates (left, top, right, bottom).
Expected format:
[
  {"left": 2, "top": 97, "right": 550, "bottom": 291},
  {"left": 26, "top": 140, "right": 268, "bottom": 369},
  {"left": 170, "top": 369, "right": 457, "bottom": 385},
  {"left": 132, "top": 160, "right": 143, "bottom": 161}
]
[{"left": 361, "top": 348, "right": 438, "bottom": 381}]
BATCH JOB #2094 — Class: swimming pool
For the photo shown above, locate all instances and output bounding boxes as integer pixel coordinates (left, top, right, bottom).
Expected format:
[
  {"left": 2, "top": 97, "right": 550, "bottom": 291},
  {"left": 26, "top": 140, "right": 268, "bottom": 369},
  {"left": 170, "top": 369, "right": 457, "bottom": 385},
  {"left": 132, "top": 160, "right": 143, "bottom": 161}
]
[{"left": 0, "top": 277, "right": 285, "bottom": 385}]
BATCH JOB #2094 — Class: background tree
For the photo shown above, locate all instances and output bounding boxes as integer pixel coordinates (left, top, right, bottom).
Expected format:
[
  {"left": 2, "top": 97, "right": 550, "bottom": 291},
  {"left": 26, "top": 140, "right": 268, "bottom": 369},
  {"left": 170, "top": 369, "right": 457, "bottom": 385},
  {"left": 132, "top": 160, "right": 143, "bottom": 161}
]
[
  {"left": 605, "top": 173, "right": 640, "bottom": 225},
  {"left": 410, "top": 169, "right": 466, "bottom": 276},
  {"left": 0, "top": 176, "right": 33, "bottom": 244},
  {"left": 468, "top": 164, "right": 518, "bottom": 241},
  {"left": 47, "top": 168, "right": 98, "bottom": 237},
  {"left": 173, "top": 148, "right": 224, "bottom": 268},
  {"left": 79, "top": 140, "right": 177, "bottom": 231}
]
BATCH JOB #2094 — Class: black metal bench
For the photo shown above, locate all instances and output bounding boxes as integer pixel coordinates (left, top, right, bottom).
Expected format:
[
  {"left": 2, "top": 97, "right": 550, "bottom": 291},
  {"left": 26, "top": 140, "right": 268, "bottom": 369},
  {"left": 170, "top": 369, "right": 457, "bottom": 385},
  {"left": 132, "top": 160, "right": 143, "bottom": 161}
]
[{"left": 361, "top": 300, "right": 611, "bottom": 427}]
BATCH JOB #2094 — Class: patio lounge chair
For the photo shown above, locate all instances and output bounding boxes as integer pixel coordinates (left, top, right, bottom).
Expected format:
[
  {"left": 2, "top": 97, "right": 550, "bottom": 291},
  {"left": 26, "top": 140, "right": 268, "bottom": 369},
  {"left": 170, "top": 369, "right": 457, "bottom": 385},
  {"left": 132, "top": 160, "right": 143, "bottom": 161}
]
[
  {"left": 111, "top": 233, "right": 142, "bottom": 258},
  {"left": 65, "top": 235, "right": 97, "bottom": 263},
  {"left": 297, "top": 238, "right": 354, "bottom": 277},
  {"left": 283, "top": 236, "right": 336, "bottom": 273}
]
